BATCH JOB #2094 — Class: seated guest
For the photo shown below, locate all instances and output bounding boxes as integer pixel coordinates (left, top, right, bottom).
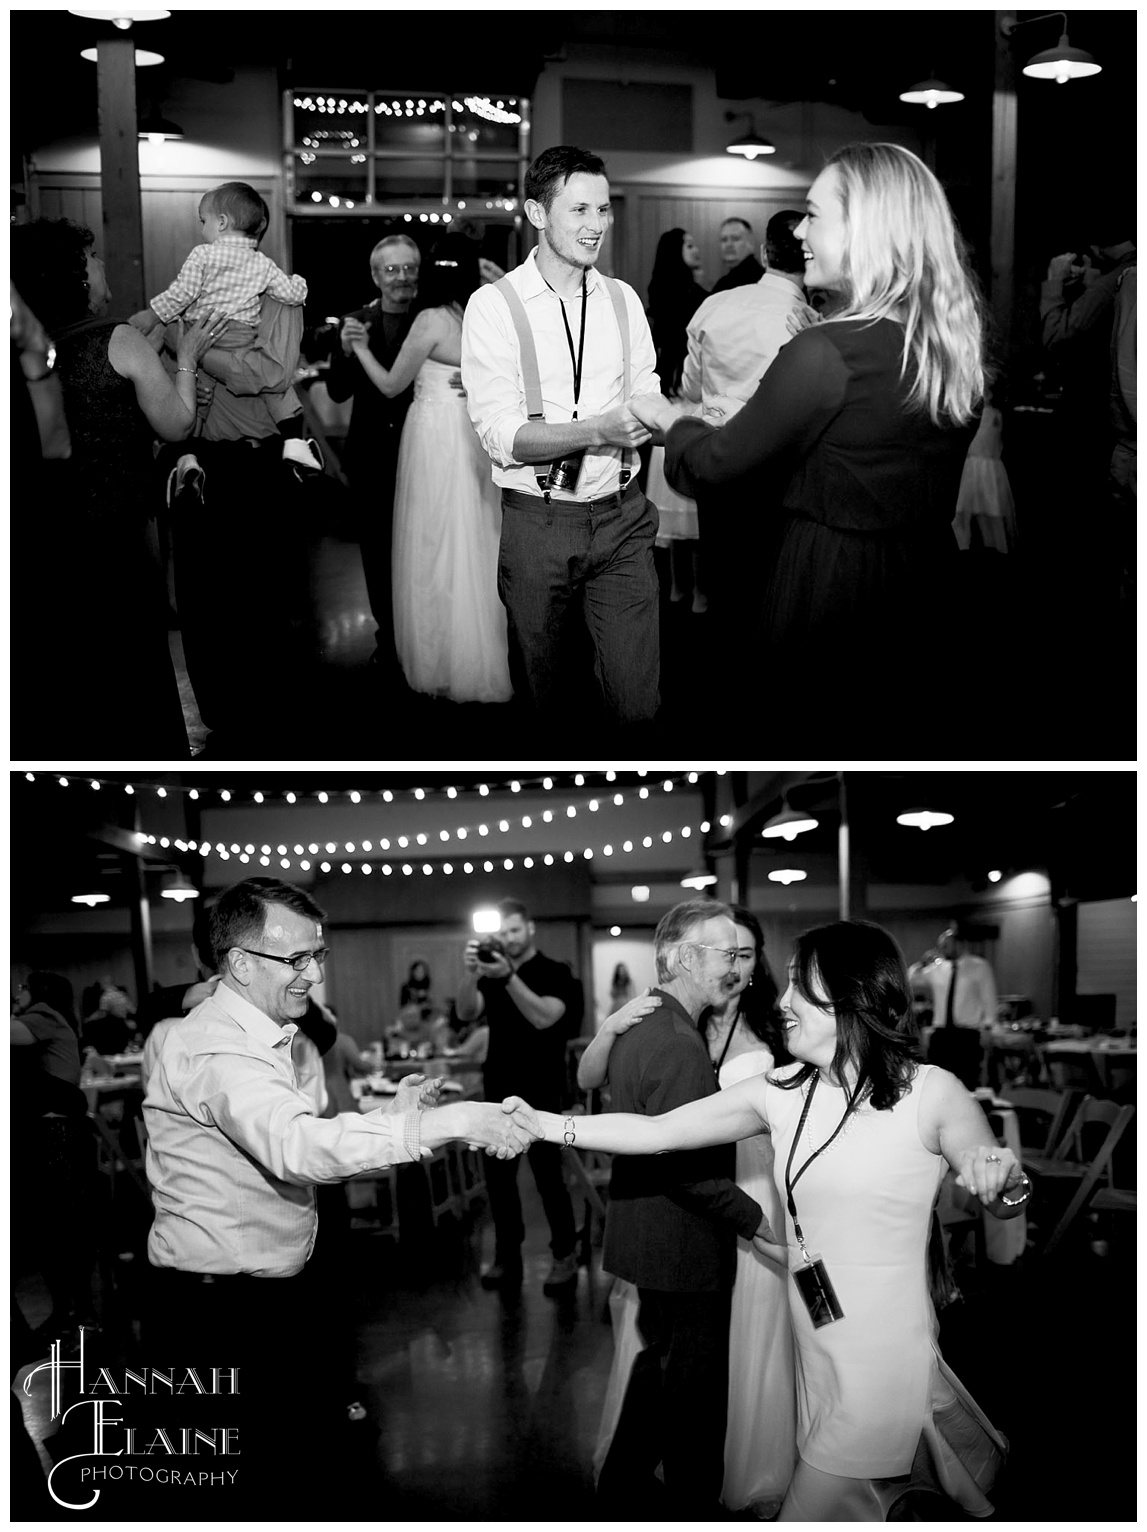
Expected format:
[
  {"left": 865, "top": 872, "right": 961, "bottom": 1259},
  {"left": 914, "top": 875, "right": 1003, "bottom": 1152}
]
[
  {"left": 81, "top": 984, "right": 136, "bottom": 1056},
  {"left": 10, "top": 218, "right": 221, "bottom": 758}
]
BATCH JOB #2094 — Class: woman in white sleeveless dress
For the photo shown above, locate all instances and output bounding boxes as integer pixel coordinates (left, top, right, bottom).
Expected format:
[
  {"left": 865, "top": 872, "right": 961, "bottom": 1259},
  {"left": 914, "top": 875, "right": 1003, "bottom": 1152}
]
[
  {"left": 580, "top": 906, "right": 797, "bottom": 1516},
  {"left": 526, "top": 920, "right": 1024, "bottom": 1521},
  {"left": 347, "top": 236, "right": 511, "bottom": 702}
]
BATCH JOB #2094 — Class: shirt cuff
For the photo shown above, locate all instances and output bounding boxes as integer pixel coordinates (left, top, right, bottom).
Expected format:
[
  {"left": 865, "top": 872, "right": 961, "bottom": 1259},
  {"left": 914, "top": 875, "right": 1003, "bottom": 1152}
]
[
  {"left": 403, "top": 1110, "right": 430, "bottom": 1161},
  {"left": 149, "top": 294, "right": 180, "bottom": 323}
]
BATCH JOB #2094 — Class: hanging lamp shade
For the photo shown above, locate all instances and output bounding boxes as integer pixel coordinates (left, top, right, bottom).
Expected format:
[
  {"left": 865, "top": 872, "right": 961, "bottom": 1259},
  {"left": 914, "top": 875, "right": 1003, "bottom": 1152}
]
[
  {"left": 899, "top": 78, "right": 966, "bottom": 108},
  {"left": 160, "top": 870, "right": 199, "bottom": 901},
  {"left": 895, "top": 808, "right": 955, "bottom": 831},
  {"left": 1022, "top": 31, "right": 1101, "bottom": 82},
  {"left": 767, "top": 868, "right": 807, "bottom": 885},
  {"left": 138, "top": 108, "right": 184, "bottom": 141},
  {"left": 71, "top": 891, "right": 111, "bottom": 907},
  {"left": 761, "top": 802, "right": 818, "bottom": 841},
  {"left": 69, "top": 8, "right": 170, "bottom": 24},
  {"left": 680, "top": 867, "right": 718, "bottom": 890},
  {"left": 725, "top": 124, "right": 776, "bottom": 159},
  {"left": 80, "top": 44, "right": 165, "bottom": 63}
]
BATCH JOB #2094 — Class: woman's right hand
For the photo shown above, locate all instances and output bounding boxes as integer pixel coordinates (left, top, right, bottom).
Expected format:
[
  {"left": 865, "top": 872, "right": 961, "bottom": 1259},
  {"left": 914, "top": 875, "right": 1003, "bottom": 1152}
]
[
  {"left": 784, "top": 303, "right": 821, "bottom": 339},
  {"left": 604, "top": 988, "right": 661, "bottom": 1036}
]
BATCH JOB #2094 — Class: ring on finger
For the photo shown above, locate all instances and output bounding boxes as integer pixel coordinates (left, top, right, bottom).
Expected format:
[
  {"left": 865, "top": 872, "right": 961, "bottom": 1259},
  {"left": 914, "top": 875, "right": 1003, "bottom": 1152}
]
[{"left": 985, "top": 1153, "right": 1001, "bottom": 1163}]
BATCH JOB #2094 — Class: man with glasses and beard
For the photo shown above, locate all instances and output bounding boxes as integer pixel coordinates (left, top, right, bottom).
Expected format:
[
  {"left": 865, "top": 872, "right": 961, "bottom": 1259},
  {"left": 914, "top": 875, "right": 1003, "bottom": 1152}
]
[
  {"left": 139, "top": 877, "right": 530, "bottom": 1519},
  {"left": 327, "top": 234, "right": 422, "bottom": 675},
  {"left": 592, "top": 898, "right": 772, "bottom": 1520}
]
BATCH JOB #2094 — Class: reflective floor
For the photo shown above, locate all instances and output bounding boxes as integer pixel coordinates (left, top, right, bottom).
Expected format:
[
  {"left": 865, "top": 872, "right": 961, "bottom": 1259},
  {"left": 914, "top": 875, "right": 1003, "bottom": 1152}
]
[{"left": 12, "top": 1169, "right": 1135, "bottom": 1523}]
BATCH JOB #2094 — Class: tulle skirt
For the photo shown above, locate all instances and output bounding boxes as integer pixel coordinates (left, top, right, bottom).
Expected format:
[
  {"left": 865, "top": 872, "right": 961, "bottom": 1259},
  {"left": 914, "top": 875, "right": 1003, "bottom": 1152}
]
[{"left": 391, "top": 381, "right": 512, "bottom": 703}]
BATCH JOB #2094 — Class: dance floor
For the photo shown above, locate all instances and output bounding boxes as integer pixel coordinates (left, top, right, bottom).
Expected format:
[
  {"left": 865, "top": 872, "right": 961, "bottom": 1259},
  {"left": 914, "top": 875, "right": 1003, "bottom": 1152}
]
[{"left": 12, "top": 1165, "right": 1134, "bottom": 1522}]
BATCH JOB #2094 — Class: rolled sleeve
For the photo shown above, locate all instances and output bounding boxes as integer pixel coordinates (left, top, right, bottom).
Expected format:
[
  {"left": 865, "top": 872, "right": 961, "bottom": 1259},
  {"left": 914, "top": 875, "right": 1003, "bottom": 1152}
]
[
  {"left": 461, "top": 283, "right": 529, "bottom": 467},
  {"left": 187, "top": 1047, "right": 424, "bottom": 1185},
  {"left": 150, "top": 247, "right": 208, "bottom": 323},
  {"left": 264, "top": 260, "right": 308, "bottom": 307}
]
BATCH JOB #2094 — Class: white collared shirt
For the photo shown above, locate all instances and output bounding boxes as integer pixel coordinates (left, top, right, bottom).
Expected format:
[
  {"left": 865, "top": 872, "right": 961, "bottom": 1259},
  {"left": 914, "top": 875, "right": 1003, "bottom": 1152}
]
[
  {"left": 681, "top": 271, "right": 815, "bottom": 422},
  {"left": 144, "top": 983, "right": 424, "bottom": 1277},
  {"left": 913, "top": 955, "right": 999, "bottom": 1031},
  {"left": 461, "top": 248, "right": 658, "bottom": 500}
]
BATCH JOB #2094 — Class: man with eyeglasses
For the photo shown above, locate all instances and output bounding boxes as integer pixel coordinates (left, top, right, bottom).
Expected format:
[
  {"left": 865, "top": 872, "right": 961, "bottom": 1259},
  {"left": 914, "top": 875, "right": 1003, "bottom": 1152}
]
[
  {"left": 592, "top": 897, "right": 771, "bottom": 1519},
  {"left": 141, "top": 876, "right": 530, "bottom": 1515},
  {"left": 326, "top": 233, "right": 422, "bottom": 675}
]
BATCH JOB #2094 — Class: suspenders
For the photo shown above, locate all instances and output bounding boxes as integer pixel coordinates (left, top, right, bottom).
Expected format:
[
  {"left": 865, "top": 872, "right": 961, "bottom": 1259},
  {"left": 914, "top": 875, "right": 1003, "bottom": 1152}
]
[{"left": 495, "top": 273, "right": 633, "bottom": 495}]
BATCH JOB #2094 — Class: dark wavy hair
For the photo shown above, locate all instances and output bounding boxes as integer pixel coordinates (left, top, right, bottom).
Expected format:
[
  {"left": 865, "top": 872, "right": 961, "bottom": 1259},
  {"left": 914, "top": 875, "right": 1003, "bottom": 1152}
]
[
  {"left": 647, "top": 228, "right": 706, "bottom": 394},
  {"left": 525, "top": 145, "right": 607, "bottom": 211},
  {"left": 10, "top": 218, "right": 96, "bottom": 332},
  {"left": 725, "top": 905, "right": 786, "bottom": 1058},
  {"left": 774, "top": 920, "right": 920, "bottom": 1110},
  {"left": 26, "top": 971, "right": 79, "bottom": 1034},
  {"left": 413, "top": 234, "right": 481, "bottom": 316},
  {"left": 647, "top": 229, "right": 697, "bottom": 305},
  {"left": 209, "top": 877, "right": 327, "bottom": 972}
]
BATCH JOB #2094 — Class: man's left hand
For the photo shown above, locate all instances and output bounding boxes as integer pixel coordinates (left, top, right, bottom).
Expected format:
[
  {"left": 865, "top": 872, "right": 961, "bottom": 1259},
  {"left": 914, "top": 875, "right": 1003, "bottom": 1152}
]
[
  {"left": 391, "top": 1073, "right": 444, "bottom": 1114},
  {"left": 476, "top": 952, "right": 514, "bottom": 982}
]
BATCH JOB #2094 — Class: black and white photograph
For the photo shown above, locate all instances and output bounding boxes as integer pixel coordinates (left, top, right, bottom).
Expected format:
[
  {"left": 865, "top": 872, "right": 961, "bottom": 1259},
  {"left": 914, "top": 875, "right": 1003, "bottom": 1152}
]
[
  {"left": 9, "top": 767, "right": 1137, "bottom": 1521},
  {"left": 8, "top": 6, "right": 1137, "bottom": 760}
]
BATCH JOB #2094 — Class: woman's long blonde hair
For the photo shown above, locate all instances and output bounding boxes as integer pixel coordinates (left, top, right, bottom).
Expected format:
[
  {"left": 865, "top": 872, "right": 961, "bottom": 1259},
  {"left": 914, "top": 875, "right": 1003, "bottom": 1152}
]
[{"left": 823, "top": 142, "right": 986, "bottom": 426}]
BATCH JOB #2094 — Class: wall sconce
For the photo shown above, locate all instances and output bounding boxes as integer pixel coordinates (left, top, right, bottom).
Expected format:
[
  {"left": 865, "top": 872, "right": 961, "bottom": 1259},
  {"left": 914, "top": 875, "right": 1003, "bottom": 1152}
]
[
  {"left": 1003, "top": 12, "right": 1102, "bottom": 83},
  {"left": 724, "top": 112, "right": 775, "bottom": 160}
]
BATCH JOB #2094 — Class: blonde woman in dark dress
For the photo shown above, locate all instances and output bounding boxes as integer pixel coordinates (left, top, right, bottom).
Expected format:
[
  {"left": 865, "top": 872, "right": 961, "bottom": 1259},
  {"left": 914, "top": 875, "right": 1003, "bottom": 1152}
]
[{"left": 631, "top": 144, "right": 986, "bottom": 747}]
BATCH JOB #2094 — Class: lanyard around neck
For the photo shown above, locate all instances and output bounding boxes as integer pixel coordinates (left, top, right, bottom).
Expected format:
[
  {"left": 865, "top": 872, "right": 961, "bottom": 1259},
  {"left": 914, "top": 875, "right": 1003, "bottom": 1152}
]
[
  {"left": 783, "top": 1073, "right": 860, "bottom": 1256},
  {"left": 542, "top": 268, "right": 588, "bottom": 416}
]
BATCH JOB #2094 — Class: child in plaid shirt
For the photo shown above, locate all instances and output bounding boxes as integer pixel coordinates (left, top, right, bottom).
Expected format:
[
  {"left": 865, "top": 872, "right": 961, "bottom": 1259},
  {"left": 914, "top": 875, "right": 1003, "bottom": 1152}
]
[{"left": 132, "top": 182, "right": 321, "bottom": 470}]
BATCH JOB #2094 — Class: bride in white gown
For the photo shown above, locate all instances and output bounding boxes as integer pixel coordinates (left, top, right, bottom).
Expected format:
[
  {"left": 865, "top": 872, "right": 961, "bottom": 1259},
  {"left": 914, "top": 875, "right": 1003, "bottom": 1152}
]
[
  {"left": 347, "top": 236, "right": 511, "bottom": 703},
  {"left": 580, "top": 906, "right": 798, "bottom": 1516}
]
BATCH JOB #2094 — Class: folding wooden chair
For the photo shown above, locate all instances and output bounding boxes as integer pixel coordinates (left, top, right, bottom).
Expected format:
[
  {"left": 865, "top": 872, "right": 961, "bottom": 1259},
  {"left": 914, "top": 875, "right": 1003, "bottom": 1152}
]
[
  {"left": 1024, "top": 1096, "right": 1131, "bottom": 1188},
  {"left": 1041, "top": 1104, "right": 1135, "bottom": 1256},
  {"left": 999, "top": 1086, "right": 1080, "bottom": 1156}
]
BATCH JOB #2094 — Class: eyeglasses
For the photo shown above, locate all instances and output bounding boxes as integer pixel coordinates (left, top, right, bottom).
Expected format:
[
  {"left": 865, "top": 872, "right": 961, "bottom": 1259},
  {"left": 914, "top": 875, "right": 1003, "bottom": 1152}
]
[
  {"left": 692, "top": 943, "right": 742, "bottom": 967},
  {"left": 381, "top": 263, "right": 418, "bottom": 276},
  {"left": 235, "top": 947, "right": 329, "bottom": 971}
]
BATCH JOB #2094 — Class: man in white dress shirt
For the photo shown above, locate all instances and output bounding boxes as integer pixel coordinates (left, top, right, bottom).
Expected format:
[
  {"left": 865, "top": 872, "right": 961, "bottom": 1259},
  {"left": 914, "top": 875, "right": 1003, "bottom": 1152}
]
[
  {"left": 912, "top": 923, "right": 999, "bottom": 1089},
  {"left": 679, "top": 210, "right": 815, "bottom": 651},
  {"left": 140, "top": 877, "right": 528, "bottom": 1515},
  {"left": 461, "top": 145, "right": 660, "bottom": 744}
]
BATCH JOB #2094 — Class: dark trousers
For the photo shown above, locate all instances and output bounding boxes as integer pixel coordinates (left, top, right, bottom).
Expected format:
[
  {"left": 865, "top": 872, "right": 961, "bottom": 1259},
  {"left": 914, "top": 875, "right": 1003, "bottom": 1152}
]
[
  {"left": 483, "top": 1140, "right": 576, "bottom": 1264},
  {"left": 498, "top": 483, "right": 660, "bottom": 732},
  {"left": 928, "top": 1026, "right": 984, "bottom": 1090},
  {"left": 597, "top": 1286, "right": 732, "bottom": 1518},
  {"left": 166, "top": 437, "right": 311, "bottom": 736},
  {"left": 134, "top": 1265, "right": 315, "bottom": 1519},
  {"left": 347, "top": 440, "right": 401, "bottom": 667}
]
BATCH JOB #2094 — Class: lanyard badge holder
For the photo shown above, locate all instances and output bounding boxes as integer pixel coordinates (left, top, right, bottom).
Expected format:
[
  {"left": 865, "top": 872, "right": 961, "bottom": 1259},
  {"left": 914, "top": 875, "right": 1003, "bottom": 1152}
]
[
  {"left": 785, "top": 1074, "right": 853, "bottom": 1329},
  {"left": 494, "top": 270, "right": 633, "bottom": 502}
]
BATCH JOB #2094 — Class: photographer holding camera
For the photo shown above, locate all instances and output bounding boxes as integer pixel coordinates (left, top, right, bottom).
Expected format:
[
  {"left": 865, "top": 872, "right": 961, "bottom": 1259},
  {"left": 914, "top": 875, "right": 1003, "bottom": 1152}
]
[{"left": 457, "top": 898, "right": 583, "bottom": 1293}]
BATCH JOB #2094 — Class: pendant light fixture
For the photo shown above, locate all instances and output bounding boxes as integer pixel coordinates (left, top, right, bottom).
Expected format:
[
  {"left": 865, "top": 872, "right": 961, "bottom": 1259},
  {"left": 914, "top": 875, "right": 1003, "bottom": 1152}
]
[
  {"left": 159, "top": 870, "right": 199, "bottom": 901},
  {"left": 724, "top": 112, "right": 776, "bottom": 160},
  {"left": 767, "top": 869, "right": 807, "bottom": 885},
  {"left": 760, "top": 799, "right": 818, "bottom": 841},
  {"left": 138, "top": 107, "right": 184, "bottom": 142},
  {"left": 895, "top": 808, "right": 955, "bottom": 831},
  {"left": 680, "top": 866, "right": 718, "bottom": 890},
  {"left": 899, "top": 77, "right": 965, "bottom": 109},
  {"left": 69, "top": 8, "right": 170, "bottom": 24},
  {"left": 1003, "top": 12, "right": 1102, "bottom": 83},
  {"left": 81, "top": 44, "right": 165, "bottom": 63},
  {"left": 71, "top": 891, "right": 111, "bottom": 907}
]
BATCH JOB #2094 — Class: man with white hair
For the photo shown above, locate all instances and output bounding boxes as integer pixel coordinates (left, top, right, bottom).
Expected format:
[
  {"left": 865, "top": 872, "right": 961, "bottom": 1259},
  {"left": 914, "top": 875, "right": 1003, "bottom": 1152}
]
[{"left": 594, "top": 897, "right": 775, "bottom": 1519}]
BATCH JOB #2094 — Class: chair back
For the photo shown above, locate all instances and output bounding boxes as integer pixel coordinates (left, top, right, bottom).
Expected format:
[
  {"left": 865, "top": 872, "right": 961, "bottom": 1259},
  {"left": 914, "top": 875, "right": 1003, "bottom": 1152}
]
[
  {"left": 1000, "top": 1085, "right": 1079, "bottom": 1156},
  {"left": 1055, "top": 1096, "right": 1129, "bottom": 1176},
  {"left": 1041, "top": 1104, "right": 1136, "bottom": 1256}
]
